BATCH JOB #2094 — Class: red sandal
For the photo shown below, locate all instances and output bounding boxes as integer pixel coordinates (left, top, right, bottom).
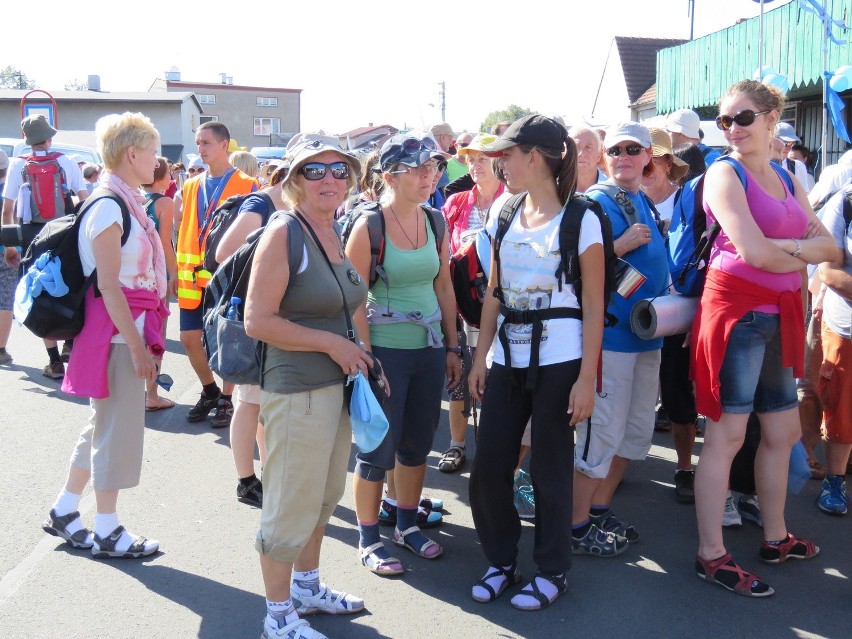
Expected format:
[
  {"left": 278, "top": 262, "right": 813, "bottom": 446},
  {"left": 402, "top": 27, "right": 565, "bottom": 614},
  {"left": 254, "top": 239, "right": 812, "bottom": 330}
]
[
  {"left": 695, "top": 553, "right": 774, "bottom": 597},
  {"left": 759, "top": 533, "right": 820, "bottom": 564}
]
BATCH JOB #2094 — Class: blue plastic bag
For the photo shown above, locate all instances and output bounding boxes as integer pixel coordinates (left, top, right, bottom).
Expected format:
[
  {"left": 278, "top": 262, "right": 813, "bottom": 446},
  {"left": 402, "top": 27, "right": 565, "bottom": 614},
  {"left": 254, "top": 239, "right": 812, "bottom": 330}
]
[
  {"left": 788, "top": 441, "right": 812, "bottom": 494},
  {"left": 347, "top": 372, "right": 389, "bottom": 453}
]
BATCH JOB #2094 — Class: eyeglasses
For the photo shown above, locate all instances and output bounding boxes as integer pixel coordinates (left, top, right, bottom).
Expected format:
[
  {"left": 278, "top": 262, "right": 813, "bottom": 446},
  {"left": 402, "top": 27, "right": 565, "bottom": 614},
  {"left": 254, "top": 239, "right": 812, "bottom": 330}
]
[
  {"left": 187, "top": 167, "right": 204, "bottom": 174},
  {"left": 606, "top": 145, "right": 645, "bottom": 157},
  {"left": 390, "top": 161, "right": 441, "bottom": 176},
  {"left": 300, "top": 161, "right": 350, "bottom": 181},
  {"left": 715, "top": 109, "right": 771, "bottom": 131},
  {"left": 156, "top": 372, "right": 173, "bottom": 392}
]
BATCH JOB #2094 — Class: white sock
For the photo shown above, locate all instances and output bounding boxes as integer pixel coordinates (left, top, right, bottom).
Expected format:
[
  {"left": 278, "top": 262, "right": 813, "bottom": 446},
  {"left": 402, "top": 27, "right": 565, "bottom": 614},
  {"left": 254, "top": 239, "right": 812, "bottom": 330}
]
[
  {"left": 450, "top": 440, "right": 466, "bottom": 449},
  {"left": 472, "top": 565, "right": 515, "bottom": 600},
  {"left": 266, "top": 599, "right": 298, "bottom": 628},
  {"left": 292, "top": 568, "right": 320, "bottom": 595},
  {"left": 511, "top": 575, "right": 563, "bottom": 608},
  {"left": 384, "top": 496, "right": 397, "bottom": 506},
  {"left": 52, "top": 490, "right": 82, "bottom": 517}
]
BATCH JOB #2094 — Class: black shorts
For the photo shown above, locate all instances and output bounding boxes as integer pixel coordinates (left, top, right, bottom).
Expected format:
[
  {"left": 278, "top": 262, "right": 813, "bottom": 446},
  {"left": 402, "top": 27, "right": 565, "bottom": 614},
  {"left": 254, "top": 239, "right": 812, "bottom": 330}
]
[{"left": 659, "top": 333, "right": 697, "bottom": 425}]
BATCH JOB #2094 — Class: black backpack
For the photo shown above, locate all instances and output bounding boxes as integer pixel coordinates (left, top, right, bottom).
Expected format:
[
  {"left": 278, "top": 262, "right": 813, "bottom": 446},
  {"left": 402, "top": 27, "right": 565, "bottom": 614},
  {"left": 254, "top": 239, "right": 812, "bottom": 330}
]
[
  {"left": 492, "top": 193, "right": 618, "bottom": 390},
  {"left": 15, "top": 188, "right": 131, "bottom": 340},
  {"left": 202, "top": 211, "right": 304, "bottom": 385},
  {"left": 201, "top": 191, "right": 275, "bottom": 274},
  {"left": 339, "top": 201, "right": 446, "bottom": 287}
]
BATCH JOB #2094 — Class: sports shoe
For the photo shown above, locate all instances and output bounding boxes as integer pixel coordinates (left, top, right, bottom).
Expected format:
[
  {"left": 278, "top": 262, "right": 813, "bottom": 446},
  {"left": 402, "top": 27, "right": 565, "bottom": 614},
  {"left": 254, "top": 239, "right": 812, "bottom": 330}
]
[
  {"left": 42, "top": 361, "right": 65, "bottom": 379},
  {"left": 261, "top": 616, "right": 327, "bottom": 639},
  {"left": 654, "top": 406, "right": 672, "bottom": 432},
  {"left": 237, "top": 477, "right": 263, "bottom": 508},
  {"left": 378, "top": 500, "right": 442, "bottom": 528},
  {"left": 817, "top": 474, "right": 848, "bottom": 515},
  {"left": 589, "top": 509, "right": 639, "bottom": 543},
  {"left": 572, "top": 523, "right": 628, "bottom": 557},
  {"left": 291, "top": 583, "right": 365, "bottom": 616},
  {"left": 722, "top": 491, "right": 742, "bottom": 527},
  {"left": 186, "top": 390, "right": 221, "bottom": 422},
  {"left": 211, "top": 398, "right": 234, "bottom": 428},
  {"left": 738, "top": 494, "right": 763, "bottom": 527},
  {"left": 759, "top": 533, "right": 820, "bottom": 564},
  {"left": 674, "top": 470, "right": 695, "bottom": 504},
  {"left": 0, "top": 349, "right": 12, "bottom": 366}
]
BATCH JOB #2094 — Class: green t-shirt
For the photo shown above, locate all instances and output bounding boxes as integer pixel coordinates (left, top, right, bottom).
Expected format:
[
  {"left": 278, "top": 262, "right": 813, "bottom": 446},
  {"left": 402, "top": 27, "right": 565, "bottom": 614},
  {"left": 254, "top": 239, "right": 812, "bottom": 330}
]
[{"left": 445, "top": 157, "right": 469, "bottom": 183}]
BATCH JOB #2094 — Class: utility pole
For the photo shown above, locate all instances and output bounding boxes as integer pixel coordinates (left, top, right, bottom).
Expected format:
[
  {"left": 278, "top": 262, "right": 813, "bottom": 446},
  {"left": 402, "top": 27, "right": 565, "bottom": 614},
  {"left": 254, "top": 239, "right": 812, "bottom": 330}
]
[
  {"left": 688, "top": 0, "right": 695, "bottom": 40},
  {"left": 438, "top": 82, "right": 446, "bottom": 122}
]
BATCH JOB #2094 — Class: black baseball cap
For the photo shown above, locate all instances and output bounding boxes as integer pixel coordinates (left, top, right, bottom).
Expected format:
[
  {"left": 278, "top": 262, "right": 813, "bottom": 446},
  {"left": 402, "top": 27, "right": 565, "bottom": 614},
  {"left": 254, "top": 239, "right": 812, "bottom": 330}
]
[{"left": 481, "top": 114, "right": 567, "bottom": 156}]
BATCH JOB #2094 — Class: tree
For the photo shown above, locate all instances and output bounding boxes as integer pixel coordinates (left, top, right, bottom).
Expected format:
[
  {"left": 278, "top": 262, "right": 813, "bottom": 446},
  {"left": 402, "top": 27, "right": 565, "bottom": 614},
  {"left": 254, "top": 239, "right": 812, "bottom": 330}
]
[
  {"left": 480, "top": 105, "right": 535, "bottom": 134},
  {"left": 65, "top": 78, "right": 89, "bottom": 91},
  {"left": 0, "top": 66, "right": 36, "bottom": 89}
]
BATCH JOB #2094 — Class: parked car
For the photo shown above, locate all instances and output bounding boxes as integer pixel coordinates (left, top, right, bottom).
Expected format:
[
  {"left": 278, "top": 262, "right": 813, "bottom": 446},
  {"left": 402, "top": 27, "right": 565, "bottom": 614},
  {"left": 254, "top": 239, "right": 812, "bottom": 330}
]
[{"left": 249, "top": 146, "right": 288, "bottom": 164}]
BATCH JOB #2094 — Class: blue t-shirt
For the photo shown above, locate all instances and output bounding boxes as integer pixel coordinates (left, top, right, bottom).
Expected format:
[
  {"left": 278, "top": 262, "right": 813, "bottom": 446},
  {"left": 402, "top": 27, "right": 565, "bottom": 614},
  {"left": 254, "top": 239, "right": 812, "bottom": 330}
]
[
  {"left": 699, "top": 143, "right": 723, "bottom": 167},
  {"left": 587, "top": 186, "right": 669, "bottom": 353},
  {"left": 238, "top": 193, "right": 276, "bottom": 225}
]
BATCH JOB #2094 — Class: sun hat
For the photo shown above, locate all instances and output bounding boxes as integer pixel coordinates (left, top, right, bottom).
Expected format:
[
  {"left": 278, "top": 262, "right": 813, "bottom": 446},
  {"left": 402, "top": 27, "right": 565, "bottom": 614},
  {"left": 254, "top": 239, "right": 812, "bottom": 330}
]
[
  {"left": 377, "top": 133, "right": 444, "bottom": 173},
  {"left": 457, "top": 133, "right": 499, "bottom": 157},
  {"left": 665, "top": 109, "right": 701, "bottom": 139},
  {"left": 648, "top": 128, "right": 689, "bottom": 182},
  {"left": 604, "top": 122, "right": 652, "bottom": 149},
  {"left": 283, "top": 134, "right": 360, "bottom": 186},
  {"left": 430, "top": 123, "right": 455, "bottom": 139},
  {"left": 479, "top": 114, "right": 568, "bottom": 156},
  {"left": 21, "top": 114, "right": 58, "bottom": 146}
]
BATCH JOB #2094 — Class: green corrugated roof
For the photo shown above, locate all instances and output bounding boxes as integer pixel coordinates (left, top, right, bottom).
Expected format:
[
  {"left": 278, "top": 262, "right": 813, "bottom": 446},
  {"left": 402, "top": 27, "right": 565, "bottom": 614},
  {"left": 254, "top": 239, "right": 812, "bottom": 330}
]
[{"left": 657, "top": 0, "right": 852, "bottom": 112}]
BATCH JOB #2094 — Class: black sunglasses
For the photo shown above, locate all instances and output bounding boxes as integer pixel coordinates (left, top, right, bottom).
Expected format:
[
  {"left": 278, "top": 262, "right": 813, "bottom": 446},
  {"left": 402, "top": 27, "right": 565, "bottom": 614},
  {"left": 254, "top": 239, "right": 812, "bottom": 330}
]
[
  {"left": 300, "top": 162, "right": 350, "bottom": 181},
  {"left": 606, "top": 145, "right": 644, "bottom": 157},
  {"left": 715, "top": 109, "right": 771, "bottom": 131}
]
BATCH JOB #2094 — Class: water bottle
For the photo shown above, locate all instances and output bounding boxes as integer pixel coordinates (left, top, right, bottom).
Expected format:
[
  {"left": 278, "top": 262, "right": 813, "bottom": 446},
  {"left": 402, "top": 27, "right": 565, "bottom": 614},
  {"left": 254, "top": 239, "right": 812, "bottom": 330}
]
[{"left": 226, "top": 296, "right": 241, "bottom": 321}]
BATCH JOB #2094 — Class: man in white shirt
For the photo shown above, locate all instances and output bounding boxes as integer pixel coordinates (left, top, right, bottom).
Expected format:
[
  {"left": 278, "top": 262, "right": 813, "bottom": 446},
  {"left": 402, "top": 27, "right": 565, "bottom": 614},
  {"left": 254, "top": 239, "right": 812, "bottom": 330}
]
[{"left": 773, "top": 123, "right": 813, "bottom": 193}]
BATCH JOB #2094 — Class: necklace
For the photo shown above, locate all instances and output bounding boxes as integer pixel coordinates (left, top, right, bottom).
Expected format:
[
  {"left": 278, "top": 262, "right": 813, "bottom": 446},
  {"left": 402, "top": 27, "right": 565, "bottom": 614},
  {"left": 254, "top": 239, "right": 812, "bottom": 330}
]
[
  {"left": 301, "top": 211, "right": 343, "bottom": 258},
  {"left": 388, "top": 204, "right": 419, "bottom": 249}
]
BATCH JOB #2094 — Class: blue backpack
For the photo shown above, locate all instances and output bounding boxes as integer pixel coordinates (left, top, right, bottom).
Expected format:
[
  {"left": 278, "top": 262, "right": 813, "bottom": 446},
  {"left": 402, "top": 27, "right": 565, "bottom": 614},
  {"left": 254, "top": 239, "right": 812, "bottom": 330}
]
[{"left": 667, "top": 156, "right": 794, "bottom": 296}]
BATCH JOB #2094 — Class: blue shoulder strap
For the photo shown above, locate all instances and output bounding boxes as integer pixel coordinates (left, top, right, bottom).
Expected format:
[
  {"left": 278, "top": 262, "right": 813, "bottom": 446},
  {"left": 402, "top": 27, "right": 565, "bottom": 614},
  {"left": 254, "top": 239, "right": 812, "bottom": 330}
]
[{"left": 718, "top": 156, "right": 794, "bottom": 194}]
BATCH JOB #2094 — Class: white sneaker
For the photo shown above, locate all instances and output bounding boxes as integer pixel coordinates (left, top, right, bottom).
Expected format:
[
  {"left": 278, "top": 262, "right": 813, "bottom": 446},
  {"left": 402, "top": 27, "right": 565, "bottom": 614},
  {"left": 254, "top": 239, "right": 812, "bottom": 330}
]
[
  {"left": 291, "top": 583, "right": 364, "bottom": 616},
  {"left": 722, "top": 491, "right": 742, "bottom": 527},
  {"left": 261, "top": 616, "right": 327, "bottom": 639}
]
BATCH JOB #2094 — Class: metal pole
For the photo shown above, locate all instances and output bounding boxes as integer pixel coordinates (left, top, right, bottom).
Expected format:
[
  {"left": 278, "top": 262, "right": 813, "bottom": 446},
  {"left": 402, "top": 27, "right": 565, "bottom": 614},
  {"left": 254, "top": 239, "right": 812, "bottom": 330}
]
[
  {"left": 759, "top": 0, "right": 765, "bottom": 76},
  {"left": 821, "top": 0, "right": 831, "bottom": 171},
  {"left": 440, "top": 82, "right": 446, "bottom": 122},
  {"left": 688, "top": 0, "right": 695, "bottom": 41}
]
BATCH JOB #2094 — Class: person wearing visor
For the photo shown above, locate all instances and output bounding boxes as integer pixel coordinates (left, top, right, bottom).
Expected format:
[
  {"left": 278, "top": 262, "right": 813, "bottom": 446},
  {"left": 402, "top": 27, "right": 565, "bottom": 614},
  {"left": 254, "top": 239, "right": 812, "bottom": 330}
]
[
  {"left": 346, "top": 133, "right": 461, "bottom": 578},
  {"left": 467, "top": 115, "right": 605, "bottom": 610},
  {"left": 572, "top": 122, "right": 669, "bottom": 557},
  {"left": 245, "top": 135, "right": 370, "bottom": 638},
  {"left": 438, "top": 133, "right": 505, "bottom": 474}
]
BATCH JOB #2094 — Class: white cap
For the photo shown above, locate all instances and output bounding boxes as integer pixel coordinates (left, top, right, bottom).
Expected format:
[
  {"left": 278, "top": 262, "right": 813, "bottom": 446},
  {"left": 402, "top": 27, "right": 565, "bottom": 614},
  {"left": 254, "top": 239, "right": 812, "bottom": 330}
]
[{"left": 665, "top": 109, "right": 701, "bottom": 139}]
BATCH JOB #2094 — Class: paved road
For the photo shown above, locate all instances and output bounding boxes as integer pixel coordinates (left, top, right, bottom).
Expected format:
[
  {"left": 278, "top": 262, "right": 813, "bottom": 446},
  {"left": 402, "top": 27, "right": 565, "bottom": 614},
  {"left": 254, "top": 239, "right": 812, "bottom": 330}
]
[{"left": 1, "top": 305, "right": 850, "bottom": 639}]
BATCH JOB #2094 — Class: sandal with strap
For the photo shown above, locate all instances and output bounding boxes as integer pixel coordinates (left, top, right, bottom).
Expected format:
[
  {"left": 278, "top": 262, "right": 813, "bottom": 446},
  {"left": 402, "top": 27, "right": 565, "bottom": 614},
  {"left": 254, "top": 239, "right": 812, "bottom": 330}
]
[
  {"left": 393, "top": 526, "right": 443, "bottom": 559},
  {"left": 471, "top": 564, "right": 522, "bottom": 603},
  {"left": 42, "top": 509, "right": 94, "bottom": 549},
  {"left": 92, "top": 525, "right": 159, "bottom": 559},
  {"left": 510, "top": 573, "right": 568, "bottom": 611},
  {"left": 438, "top": 445, "right": 466, "bottom": 473},
  {"left": 359, "top": 542, "right": 404, "bottom": 577},
  {"left": 695, "top": 553, "right": 774, "bottom": 597},
  {"left": 759, "top": 533, "right": 820, "bottom": 564}
]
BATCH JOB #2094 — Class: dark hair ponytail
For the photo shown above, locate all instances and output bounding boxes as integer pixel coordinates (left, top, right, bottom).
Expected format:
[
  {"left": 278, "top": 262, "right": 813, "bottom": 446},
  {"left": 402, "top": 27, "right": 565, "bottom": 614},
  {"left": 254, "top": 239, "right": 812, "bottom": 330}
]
[{"left": 557, "top": 135, "right": 578, "bottom": 204}]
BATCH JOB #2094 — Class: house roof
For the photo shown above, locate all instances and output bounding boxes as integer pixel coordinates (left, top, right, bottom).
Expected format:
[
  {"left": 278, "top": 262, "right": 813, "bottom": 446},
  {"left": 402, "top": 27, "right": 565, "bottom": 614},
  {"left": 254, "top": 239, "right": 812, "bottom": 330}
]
[
  {"left": 632, "top": 83, "right": 657, "bottom": 108},
  {"left": 165, "top": 80, "right": 301, "bottom": 94},
  {"left": 342, "top": 125, "right": 398, "bottom": 138},
  {"left": 0, "top": 89, "right": 198, "bottom": 104},
  {"left": 615, "top": 37, "right": 686, "bottom": 103}
]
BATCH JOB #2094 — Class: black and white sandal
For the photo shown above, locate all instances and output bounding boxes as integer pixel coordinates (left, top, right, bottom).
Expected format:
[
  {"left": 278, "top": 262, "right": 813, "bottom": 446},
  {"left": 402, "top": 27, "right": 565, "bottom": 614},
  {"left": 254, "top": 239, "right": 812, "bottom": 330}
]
[
  {"left": 92, "top": 525, "right": 159, "bottom": 559},
  {"left": 510, "top": 573, "right": 568, "bottom": 611},
  {"left": 42, "top": 509, "right": 94, "bottom": 549},
  {"left": 471, "top": 564, "right": 522, "bottom": 603}
]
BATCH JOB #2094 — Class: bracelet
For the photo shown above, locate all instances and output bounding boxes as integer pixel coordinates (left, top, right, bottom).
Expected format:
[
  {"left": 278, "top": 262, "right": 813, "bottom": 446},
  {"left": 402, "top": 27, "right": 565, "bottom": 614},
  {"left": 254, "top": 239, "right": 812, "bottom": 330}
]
[
  {"left": 445, "top": 346, "right": 462, "bottom": 355},
  {"left": 791, "top": 238, "right": 801, "bottom": 258}
]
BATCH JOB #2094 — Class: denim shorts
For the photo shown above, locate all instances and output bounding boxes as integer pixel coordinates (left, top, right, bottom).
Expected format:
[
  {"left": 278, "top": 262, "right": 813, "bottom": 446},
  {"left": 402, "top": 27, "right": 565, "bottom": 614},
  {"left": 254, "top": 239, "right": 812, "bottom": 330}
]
[{"left": 718, "top": 311, "right": 799, "bottom": 415}]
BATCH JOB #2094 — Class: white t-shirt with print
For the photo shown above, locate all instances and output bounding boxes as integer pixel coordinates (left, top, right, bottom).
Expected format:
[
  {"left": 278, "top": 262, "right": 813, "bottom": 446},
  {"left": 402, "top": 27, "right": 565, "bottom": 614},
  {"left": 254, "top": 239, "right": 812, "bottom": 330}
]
[
  {"left": 78, "top": 198, "right": 157, "bottom": 342},
  {"left": 486, "top": 204, "right": 603, "bottom": 367}
]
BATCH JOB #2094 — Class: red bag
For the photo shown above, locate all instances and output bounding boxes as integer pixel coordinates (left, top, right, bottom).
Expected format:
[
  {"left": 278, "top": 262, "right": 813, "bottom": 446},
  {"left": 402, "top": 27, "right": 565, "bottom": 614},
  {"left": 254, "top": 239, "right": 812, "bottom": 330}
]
[
  {"left": 19, "top": 152, "right": 72, "bottom": 223},
  {"left": 449, "top": 238, "right": 488, "bottom": 328}
]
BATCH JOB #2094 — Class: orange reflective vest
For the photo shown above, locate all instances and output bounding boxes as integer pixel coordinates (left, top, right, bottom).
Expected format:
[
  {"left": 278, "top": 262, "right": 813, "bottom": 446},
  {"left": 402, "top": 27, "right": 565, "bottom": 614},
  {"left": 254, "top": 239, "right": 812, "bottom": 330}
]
[{"left": 176, "top": 170, "right": 258, "bottom": 310}]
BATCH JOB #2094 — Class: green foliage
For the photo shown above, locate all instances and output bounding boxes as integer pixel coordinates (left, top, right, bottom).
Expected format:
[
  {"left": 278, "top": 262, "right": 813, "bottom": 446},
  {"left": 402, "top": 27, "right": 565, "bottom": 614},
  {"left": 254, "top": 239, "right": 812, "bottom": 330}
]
[
  {"left": 64, "top": 78, "right": 89, "bottom": 91},
  {"left": 0, "top": 66, "right": 36, "bottom": 89},
  {"left": 480, "top": 105, "right": 535, "bottom": 134}
]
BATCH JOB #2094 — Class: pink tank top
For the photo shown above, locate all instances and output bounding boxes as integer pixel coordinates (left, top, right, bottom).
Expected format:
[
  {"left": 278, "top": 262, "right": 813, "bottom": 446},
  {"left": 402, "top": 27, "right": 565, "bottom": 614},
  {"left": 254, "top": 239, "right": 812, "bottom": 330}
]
[{"left": 705, "top": 164, "right": 807, "bottom": 313}]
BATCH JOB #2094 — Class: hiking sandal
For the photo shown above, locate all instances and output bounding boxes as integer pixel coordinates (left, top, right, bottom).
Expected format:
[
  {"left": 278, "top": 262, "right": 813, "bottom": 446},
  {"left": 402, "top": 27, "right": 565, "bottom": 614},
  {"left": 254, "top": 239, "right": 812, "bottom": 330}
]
[
  {"left": 393, "top": 526, "right": 443, "bottom": 559},
  {"left": 510, "top": 573, "right": 568, "bottom": 611},
  {"left": 471, "top": 564, "right": 522, "bottom": 603},
  {"left": 438, "top": 445, "right": 466, "bottom": 473},
  {"left": 695, "top": 553, "right": 774, "bottom": 597},
  {"left": 759, "top": 533, "right": 820, "bottom": 564},
  {"left": 42, "top": 509, "right": 94, "bottom": 549},
  {"left": 359, "top": 542, "right": 404, "bottom": 577},
  {"left": 92, "top": 525, "right": 159, "bottom": 559}
]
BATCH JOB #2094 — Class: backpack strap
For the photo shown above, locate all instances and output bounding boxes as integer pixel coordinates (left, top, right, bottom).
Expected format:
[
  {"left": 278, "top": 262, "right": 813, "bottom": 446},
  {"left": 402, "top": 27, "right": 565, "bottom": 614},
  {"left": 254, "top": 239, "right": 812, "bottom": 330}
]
[
  {"left": 361, "top": 203, "right": 386, "bottom": 287},
  {"left": 75, "top": 188, "right": 133, "bottom": 297},
  {"left": 554, "top": 196, "right": 589, "bottom": 292},
  {"left": 492, "top": 193, "right": 526, "bottom": 304},
  {"left": 585, "top": 183, "right": 638, "bottom": 227}
]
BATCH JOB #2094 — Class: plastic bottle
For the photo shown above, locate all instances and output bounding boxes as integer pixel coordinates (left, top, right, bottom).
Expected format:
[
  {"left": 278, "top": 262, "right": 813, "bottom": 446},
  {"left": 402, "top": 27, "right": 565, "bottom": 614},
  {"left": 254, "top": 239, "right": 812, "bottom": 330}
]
[{"left": 226, "top": 296, "right": 242, "bottom": 321}]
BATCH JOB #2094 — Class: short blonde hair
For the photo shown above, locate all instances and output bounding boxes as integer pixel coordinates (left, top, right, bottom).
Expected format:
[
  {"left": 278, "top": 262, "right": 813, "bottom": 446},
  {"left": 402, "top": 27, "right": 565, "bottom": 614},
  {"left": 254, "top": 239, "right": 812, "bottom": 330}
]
[
  {"left": 230, "top": 151, "right": 259, "bottom": 177},
  {"left": 96, "top": 112, "right": 160, "bottom": 172}
]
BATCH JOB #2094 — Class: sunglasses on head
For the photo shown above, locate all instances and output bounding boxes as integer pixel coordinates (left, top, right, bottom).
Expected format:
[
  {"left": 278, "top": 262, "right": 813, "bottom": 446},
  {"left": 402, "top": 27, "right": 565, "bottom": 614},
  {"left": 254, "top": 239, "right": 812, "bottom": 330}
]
[
  {"left": 606, "top": 145, "right": 644, "bottom": 157},
  {"left": 300, "top": 161, "right": 350, "bottom": 181},
  {"left": 715, "top": 109, "right": 771, "bottom": 131}
]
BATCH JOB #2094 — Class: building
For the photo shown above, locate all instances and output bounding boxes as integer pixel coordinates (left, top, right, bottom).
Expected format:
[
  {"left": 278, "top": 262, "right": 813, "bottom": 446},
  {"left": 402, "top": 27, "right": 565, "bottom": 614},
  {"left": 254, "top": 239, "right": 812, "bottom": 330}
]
[
  {"left": 152, "top": 69, "right": 301, "bottom": 150},
  {"left": 340, "top": 124, "right": 399, "bottom": 150}
]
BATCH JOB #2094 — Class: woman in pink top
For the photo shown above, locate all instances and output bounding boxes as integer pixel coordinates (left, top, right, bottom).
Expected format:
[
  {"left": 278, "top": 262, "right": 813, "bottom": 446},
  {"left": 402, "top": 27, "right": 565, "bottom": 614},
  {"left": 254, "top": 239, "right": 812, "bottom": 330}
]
[{"left": 692, "top": 80, "right": 837, "bottom": 597}]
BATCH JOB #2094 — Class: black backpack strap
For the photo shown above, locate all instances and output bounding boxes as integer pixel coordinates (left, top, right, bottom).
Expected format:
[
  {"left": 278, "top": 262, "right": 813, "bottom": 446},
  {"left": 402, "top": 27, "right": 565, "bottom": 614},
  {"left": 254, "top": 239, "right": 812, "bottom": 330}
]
[
  {"left": 555, "top": 197, "right": 589, "bottom": 293},
  {"left": 76, "top": 188, "right": 132, "bottom": 297},
  {"left": 844, "top": 188, "right": 852, "bottom": 229}
]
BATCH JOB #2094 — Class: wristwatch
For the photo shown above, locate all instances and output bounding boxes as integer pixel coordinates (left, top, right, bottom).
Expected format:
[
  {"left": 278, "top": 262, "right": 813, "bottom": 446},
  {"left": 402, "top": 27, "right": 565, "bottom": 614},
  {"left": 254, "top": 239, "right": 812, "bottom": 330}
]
[
  {"left": 791, "top": 238, "right": 802, "bottom": 258},
  {"left": 445, "top": 346, "right": 462, "bottom": 355}
]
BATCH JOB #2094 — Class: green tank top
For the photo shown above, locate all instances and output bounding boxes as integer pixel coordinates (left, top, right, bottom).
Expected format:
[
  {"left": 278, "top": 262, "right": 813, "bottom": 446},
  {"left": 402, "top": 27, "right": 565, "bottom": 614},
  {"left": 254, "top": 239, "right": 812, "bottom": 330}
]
[{"left": 368, "top": 216, "right": 443, "bottom": 349}]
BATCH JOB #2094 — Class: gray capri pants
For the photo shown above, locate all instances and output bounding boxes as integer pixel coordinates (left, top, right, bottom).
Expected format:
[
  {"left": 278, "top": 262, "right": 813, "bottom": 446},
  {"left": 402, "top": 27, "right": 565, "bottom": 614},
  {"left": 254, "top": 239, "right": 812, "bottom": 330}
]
[{"left": 355, "top": 345, "right": 445, "bottom": 481}]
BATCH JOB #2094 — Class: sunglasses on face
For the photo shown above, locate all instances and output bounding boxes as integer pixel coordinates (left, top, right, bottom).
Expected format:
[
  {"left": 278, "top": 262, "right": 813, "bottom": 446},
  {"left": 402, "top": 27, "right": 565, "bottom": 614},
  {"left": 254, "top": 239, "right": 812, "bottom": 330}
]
[
  {"left": 606, "top": 145, "right": 644, "bottom": 157},
  {"left": 300, "top": 162, "right": 350, "bottom": 181},
  {"left": 715, "top": 109, "right": 771, "bottom": 131},
  {"left": 390, "top": 161, "right": 440, "bottom": 176},
  {"left": 188, "top": 167, "right": 204, "bottom": 174}
]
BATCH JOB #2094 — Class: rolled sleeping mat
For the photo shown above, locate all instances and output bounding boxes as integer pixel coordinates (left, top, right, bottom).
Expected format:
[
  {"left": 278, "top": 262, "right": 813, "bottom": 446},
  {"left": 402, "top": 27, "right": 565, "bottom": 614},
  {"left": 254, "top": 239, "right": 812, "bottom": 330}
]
[{"left": 630, "top": 295, "right": 699, "bottom": 340}]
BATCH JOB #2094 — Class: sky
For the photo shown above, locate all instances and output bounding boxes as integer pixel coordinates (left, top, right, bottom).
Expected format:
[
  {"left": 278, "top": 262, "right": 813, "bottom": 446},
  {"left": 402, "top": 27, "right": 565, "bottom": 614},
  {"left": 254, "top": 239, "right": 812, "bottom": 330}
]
[{"left": 4, "top": 0, "right": 794, "bottom": 135}]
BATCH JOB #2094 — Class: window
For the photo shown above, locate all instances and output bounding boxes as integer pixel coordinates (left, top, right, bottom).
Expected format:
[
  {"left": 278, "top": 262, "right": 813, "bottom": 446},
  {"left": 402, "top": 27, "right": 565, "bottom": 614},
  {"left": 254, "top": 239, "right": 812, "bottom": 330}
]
[
  {"left": 199, "top": 115, "right": 219, "bottom": 124},
  {"left": 254, "top": 118, "right": 281, "bottom": 136},
  {"left": 197, "top": 94, "right": 216, "bottom": 104},
  {"left": 257, "top": 97, "right": 278, "bottom": 107}
]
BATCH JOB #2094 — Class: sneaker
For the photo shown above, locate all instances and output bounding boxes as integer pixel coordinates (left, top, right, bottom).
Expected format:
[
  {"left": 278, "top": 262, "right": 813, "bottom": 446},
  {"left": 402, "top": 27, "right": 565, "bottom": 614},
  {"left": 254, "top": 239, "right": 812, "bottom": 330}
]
[
  {"left": 419, "top": 495, "right": 443, "bottom": 511},
  {"left": 572, "top": 523, "right": 628, "bottom": 557},
  {"left": 378, "top": 499, "right": 442, "bottom": 528},
  {"left": 759, "top": 533, "right": 820, "bottom": 564},
  {"left": 817, "top": 475, "right": 848, "bottom": 515},
  {"left": 0, "top": 349, "right": 12, "bottom": 366},
  {"left": 237, "top": 477, "right": 263, "bottom": 508},
  {"left": 674, "top": 470, "right": 695, "bottom": 504},
  {"left": 60, "top": 342, "right": 72, "bottom": 363},
  {"left": 186, "top": 390, "right": 221, "bottom": 422},
  {"left": 738, "top": 494, "right": 763, "bottom": 527},
  {"left": 211, "top": 398, "right": 234, "bottom": 428},
  {"left": 438, "top": 445, "right": 466, "bottom": 473},
  {"left": 589, "top": 509, "right": 639, "bottom": 543},
  {"left": 722, "top": 491, "right": 742, "bottom": 527},
  {"left": 291, "top": 583, "right": 365, "bottom": 616},
  {"left": 42, "top": 360, "right": 65, "bottom": 379},
  {"left": 261, "top": 617, "right": 327, "bottom": 639}
]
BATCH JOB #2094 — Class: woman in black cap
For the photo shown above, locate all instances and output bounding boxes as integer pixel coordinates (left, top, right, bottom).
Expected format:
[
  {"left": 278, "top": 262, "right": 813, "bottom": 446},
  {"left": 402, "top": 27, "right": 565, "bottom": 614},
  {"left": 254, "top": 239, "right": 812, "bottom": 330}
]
[{"left": 468, "top": 115, "right": 605, "bottom": 610}]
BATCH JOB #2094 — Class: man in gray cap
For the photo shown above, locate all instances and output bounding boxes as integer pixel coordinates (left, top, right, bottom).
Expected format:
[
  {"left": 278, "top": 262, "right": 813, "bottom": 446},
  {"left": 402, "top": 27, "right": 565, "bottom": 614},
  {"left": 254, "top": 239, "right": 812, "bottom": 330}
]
[
  {"left": 772, "top": 122, "right": 813, "bottom": 193},
  {"left": 1, "top": 114, "right": 88, "bottom": 379}
]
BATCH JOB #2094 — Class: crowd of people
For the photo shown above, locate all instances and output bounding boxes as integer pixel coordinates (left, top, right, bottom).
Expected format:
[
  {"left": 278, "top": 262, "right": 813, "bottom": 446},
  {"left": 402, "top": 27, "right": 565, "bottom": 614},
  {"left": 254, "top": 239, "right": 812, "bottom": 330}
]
[{"left": 0, "top": 75, "right": 850, "bottom": 638}]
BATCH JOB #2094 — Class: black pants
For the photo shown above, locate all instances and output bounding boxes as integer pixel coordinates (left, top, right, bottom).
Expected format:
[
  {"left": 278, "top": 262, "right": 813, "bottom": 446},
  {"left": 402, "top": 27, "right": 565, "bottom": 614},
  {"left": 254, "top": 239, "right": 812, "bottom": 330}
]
[{"left": 469, "top": 359, "right": 580, "bottom": 575}]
